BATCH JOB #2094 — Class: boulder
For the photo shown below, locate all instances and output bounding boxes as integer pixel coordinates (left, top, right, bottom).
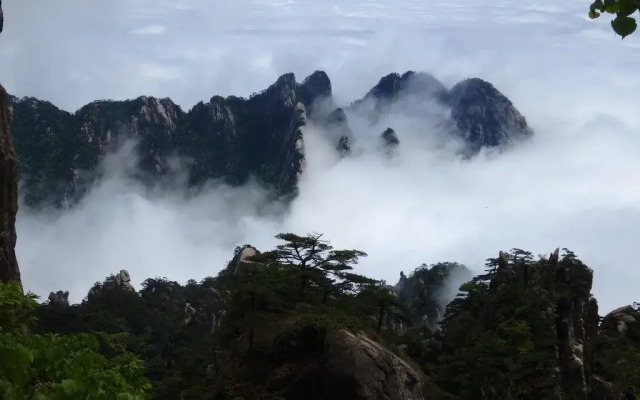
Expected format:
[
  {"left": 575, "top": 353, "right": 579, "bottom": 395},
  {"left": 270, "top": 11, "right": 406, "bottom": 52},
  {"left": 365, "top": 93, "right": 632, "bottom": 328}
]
[
  {"left": 224, "top": 245, "right": 261, "bottom": 275},
  {"left": 87, "top": 269, "right": 136, "bottom": 299},
  {"left": 601, "top": 305, "right": 640, "bottom": 340},
  {"left": 267, "top": 327, "right": 426, "bottom": 400},
  {"left": 112, "top": 269, "right": 135, "bottom": 292},
  {"left": 323, "top": 329, "right": 425, "bottom": 400}
]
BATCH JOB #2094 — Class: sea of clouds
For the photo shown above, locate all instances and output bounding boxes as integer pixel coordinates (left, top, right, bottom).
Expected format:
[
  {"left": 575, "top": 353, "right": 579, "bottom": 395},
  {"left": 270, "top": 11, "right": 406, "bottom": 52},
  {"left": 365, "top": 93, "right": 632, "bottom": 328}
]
[{"left": 2, "top": 0, "right": 640, "bottom": 311}]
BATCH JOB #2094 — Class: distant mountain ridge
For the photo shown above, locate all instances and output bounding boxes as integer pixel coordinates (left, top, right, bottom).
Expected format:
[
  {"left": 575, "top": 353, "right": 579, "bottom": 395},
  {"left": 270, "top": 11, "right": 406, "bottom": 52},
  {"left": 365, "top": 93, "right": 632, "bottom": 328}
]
[{"left": 10, "top": 70, "right": 533, "bottom": 208}]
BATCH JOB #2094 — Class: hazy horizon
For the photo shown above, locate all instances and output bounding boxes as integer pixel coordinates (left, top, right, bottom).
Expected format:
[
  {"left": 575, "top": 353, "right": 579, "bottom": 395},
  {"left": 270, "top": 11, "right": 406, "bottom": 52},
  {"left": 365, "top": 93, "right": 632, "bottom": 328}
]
[{"left": 2, "top": 0, "right": 639, "bottom": 313}]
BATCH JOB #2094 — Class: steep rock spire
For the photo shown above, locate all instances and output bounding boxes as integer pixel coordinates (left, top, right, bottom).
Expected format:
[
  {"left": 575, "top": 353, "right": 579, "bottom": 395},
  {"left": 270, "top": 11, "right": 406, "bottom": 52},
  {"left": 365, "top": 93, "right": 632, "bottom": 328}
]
[{"left": 0, "top": 5, "right": 21, "bottom": 285}]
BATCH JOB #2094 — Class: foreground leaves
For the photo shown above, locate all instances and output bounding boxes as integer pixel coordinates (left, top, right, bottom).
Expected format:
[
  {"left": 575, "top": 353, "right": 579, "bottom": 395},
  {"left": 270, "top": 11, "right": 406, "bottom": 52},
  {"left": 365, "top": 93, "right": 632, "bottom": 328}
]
[
  {"left": 589, "top": 0, "right": 640, "bottom": 38},
  {"left": 0, "top": 282, "right": 150, "bottom": 400}
]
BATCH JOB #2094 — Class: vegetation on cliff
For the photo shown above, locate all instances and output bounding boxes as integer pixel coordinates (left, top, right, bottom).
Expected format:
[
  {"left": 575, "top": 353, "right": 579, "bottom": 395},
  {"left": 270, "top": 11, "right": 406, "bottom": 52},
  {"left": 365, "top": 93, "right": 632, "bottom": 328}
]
[{"left": 1, "top": 233, "right": 638, "bottom": 399}]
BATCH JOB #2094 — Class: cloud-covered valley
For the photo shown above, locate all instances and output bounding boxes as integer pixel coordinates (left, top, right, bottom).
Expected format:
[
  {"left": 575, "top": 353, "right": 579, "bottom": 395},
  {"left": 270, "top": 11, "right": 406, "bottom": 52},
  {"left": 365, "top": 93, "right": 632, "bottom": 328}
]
[{"left": 3, "top": 0, "right": 640, "bottom": 311}]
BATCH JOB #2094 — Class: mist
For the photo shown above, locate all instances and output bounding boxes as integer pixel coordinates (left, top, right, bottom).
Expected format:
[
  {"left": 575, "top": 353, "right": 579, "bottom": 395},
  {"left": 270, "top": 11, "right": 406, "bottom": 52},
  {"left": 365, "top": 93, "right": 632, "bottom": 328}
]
[{"left": 5, "top": 0, "right": 640, "bottom": 312}]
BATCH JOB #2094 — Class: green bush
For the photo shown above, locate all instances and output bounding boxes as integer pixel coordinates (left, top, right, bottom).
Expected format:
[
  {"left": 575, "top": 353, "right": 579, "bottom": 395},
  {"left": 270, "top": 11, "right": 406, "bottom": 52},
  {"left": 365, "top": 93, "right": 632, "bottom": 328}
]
[{"left": 0, "top": 282, "right": 150, "bottom": 399}]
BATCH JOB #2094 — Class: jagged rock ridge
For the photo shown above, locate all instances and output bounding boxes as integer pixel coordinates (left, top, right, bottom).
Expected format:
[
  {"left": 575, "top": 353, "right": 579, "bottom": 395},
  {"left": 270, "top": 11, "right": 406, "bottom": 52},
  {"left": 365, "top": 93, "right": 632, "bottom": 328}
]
[
  {"left": 11, "top": 70, "right": 532, "bottom": 208},
  {"left": 12, "top": 71, "right": 332, "bottom": 207},
  {"left": 0, "top": 85, "right": 20, "bottom": 285}
]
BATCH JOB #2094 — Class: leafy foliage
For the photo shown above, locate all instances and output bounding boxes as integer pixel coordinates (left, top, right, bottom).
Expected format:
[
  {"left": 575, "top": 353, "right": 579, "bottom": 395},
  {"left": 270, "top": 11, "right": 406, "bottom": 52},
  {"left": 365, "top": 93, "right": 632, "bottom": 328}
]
[
  {"left": 16, "top": 237, "right": 640, "bottom": 399},
  {"left": 0, "top": 282, "right": 149, "bottom": 399},
  {"left": 589, "top": 0, "right": 640, "bottom": 38}
]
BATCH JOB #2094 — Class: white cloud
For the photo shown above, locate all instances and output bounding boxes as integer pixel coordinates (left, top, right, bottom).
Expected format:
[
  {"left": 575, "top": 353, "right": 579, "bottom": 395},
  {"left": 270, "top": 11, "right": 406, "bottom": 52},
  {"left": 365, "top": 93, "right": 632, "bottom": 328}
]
[
  {"left": 130, "top": 25, "right": 166, "bottom": 35},
  {"left": 3, "top": 0, "right": 640, "bottom": 312}
]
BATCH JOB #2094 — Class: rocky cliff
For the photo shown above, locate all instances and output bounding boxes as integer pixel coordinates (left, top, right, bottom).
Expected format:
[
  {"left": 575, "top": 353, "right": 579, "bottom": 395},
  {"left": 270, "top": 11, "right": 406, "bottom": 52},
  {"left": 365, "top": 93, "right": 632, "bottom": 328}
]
[
  {"left": 0, "top": 84, "right": 19, "bottom": 285},
  {"left": 0, "top": 5, "right": 21, "bottom": 285},
  {"left": 12, "top": 70, "right": 532, "bottom": 209},
  {"left": 12, "top": 71, "right": 330, "bottom": 207},
  {"left": 426, "top": 249, "right": 633, "bottom": 399},
  {"left": 266, "top": 327, "right": 426, "bottom": 400}
]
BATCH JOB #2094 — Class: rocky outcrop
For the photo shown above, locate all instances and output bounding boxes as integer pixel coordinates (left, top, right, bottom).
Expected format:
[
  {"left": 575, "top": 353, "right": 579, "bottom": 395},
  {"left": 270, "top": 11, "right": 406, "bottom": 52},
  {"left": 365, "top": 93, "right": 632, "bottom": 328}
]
[
  {"left": 381, "top": 128, "right": 399, "bottom": 148},
  {"left": 486, "top": 249, "right": 601, "bottom": 398},
  {"left": 600, "top": 305, "right": 640, "bottom": 339},
  {"left": 0, "top": 83, "right": 20, "bottom": 284},
  {"left": 441, "top": 249, "right": 628, "bottom": 399},
  {"left": 47, "top": 290, "right": 70, "bottom": 308},
  {"left": 347, "top": 71, "right": 532, "bottom": 156},
  {"left": 87, "top": 269, "right": 136, "bottom": 300},
  {"left": 0, "top": 4, "right": 18, "bottom": 284},
  {"left": 268, "top": 326, "right": 426, "bottom": 400},
  {"left": 323, "top": 329, "right": 425, "bottom": 400},
  {"left": 592, "top": 304, "right": 640, "bottom": 399},
  {"left": 224, "top": 244, "right": 261, "bottom": 275},
  {"left": 299, "top": 70, "right": 332, "bottom": 117},
  {"left": 447, "top": 78, "right": 533, "bottom": 152},
  {"left": 358, "top": 71, "right": 447, "bottom": 105}
]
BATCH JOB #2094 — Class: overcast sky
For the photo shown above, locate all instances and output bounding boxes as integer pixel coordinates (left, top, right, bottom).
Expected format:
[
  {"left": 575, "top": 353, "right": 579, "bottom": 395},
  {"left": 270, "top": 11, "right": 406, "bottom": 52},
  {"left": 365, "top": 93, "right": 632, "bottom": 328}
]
[{"left": 2, "top": 0, "right": 640, "bottom": 312}]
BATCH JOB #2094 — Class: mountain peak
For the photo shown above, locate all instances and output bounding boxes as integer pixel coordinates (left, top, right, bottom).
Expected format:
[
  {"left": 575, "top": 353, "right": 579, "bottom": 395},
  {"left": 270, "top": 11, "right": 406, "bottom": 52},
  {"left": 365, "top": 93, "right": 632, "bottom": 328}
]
[
  {"left": 364, "top": 71, "right": 447, "bottom": 101},
  {"left": 381, "top": 127, "right": 399, "bottom": 147},
  {"left": 302, "top": 70, "right": 332, "bottom": 98},
  {"left": 448, "top": 77, "right": 533, "bottom": 150},
  {"left": 11, "top": 70, "right": 533, "bottom": 209}
]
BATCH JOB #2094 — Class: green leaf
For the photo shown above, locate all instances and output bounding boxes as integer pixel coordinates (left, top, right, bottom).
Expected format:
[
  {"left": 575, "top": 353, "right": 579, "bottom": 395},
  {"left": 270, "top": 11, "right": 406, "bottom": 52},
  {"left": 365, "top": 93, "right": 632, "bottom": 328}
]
[
  {"left": 605, "top": 3, "right": 620, "bottom": 13},
  {"left": 611, "top": 15, "right": 638, "bottom": 38},
  {"left": 618, "top": 0, "right": 638, "bottom": 16},
  {"left": 590, "top": 0, "right": 605, "bottom": 11},
  {"left": 589, "top": 10, "right": 601, "bottom": 18}
]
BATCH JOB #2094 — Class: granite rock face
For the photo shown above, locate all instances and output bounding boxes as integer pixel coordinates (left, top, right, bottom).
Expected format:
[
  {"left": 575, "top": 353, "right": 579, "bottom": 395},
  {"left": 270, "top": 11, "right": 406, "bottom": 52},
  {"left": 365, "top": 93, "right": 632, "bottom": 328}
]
[
  {"left": 267, "top": 327, "right": 426, "bottom": 400},
  {"left": 224, "top": 244, "right": 261, "bottom": 275},
  {"left": 12, "top": 72, "right": 322, "bottom": 208},
  {"left": 438, "top": 249, "right": 631, "bottom": 399},
  {"left": 447, "top": 78, "right": 533, "bottom": 152},
  {"left": 323, "top": 329, "right": 425, "bottom": 400},
  {"left": 0, "top": 83, "right": 20, "bottom": 284},
  {"left": 87, "top": 269, "right": 136, "bottom": 300}
]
